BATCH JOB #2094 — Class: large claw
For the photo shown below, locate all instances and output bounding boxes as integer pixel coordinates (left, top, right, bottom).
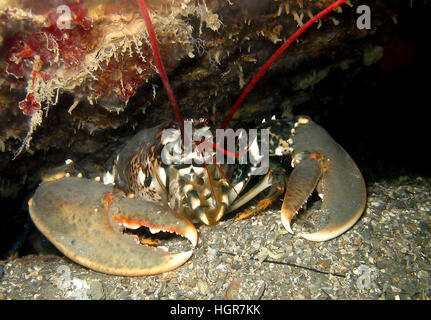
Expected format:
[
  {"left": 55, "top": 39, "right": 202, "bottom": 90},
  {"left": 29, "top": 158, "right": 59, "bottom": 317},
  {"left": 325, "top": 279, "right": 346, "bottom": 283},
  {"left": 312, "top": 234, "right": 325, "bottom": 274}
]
[
  {"left": 29, "top": 177, "right": 198, "bottom": 276},
  {"left": 281, "top": 116, "right": 367, "bottom": 241}
]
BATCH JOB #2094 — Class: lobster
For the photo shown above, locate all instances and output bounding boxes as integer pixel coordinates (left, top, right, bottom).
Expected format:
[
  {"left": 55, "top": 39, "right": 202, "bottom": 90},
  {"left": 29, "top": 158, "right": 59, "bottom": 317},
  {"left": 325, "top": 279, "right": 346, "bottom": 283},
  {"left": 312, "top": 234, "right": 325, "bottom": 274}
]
[{"left": 28, "top": 0, "right": 366, "bottom": 276}]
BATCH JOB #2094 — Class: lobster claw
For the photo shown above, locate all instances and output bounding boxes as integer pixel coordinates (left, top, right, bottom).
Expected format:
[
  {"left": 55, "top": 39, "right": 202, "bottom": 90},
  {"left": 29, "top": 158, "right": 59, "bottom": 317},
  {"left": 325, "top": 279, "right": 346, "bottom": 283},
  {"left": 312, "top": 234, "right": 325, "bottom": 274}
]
[
  {"left": 281, "top": 116, "right": 367, "bottom": 241},
  {"left": 29, "top": 177, "right": 197, "bottom": 276}
]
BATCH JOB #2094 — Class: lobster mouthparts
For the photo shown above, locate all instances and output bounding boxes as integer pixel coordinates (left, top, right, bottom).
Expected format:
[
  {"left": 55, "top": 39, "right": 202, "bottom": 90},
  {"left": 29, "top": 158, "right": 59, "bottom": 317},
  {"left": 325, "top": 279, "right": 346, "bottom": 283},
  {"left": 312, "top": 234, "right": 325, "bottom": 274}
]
[{"left": 29, "top": 177, "right": 198, "bottom": 276}]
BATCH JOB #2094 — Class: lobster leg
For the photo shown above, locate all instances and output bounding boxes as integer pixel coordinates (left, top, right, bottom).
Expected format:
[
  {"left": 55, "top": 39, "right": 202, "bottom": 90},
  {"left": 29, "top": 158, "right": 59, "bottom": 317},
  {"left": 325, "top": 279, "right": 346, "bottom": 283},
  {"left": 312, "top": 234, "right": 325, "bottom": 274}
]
[
  {"left": 235, "top": 168, "right": 285, "bottom": 221},
  {"left": 281, "top": 116, "right": 367, "bottom": 241},
  {"left": 228, "top": 161, "right": 286, "bottom": 219},
  {"left": 29, "top": 177, "right": 197, "bottom": 276}
]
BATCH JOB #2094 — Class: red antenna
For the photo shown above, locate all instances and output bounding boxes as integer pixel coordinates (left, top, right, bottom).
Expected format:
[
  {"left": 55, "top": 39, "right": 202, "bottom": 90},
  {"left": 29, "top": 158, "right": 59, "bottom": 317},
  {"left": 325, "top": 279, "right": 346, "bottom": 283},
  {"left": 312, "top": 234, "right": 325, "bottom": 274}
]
[
  {"left": 136, "top": 0, "right": 347, "bottom": 208},
  {"left": 221, "top": 0, "right": 347, "bottom": 129},
  {"left": 138, "top": 0, "right": 346, "bottom": 133},
  {"left": 137, "top": 0, "right": 184, "bottom": 137}
]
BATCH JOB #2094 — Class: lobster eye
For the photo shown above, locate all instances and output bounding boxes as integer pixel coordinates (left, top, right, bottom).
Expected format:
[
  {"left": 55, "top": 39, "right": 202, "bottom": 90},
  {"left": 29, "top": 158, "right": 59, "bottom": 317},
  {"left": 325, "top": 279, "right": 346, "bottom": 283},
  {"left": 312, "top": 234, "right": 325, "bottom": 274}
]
[
  {"left": 167, "top": 121, "right": 179, "bottom": 129},
  {"left": 198, "top": 118, "right": 212, "bottom": 128}
]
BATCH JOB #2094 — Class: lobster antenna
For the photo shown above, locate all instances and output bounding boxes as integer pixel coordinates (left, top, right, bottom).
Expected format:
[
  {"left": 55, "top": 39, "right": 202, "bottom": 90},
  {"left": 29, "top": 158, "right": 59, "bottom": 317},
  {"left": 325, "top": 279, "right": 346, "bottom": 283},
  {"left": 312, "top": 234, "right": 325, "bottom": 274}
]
[
  {"left": 200, "top": 139, "right": 240, "bottom": 196},
  {"left": 137, "top": 0, "right": 184, "bottom": 137},
  {"left": 221, "top": 0, "right": 347, "bottom": 130}
]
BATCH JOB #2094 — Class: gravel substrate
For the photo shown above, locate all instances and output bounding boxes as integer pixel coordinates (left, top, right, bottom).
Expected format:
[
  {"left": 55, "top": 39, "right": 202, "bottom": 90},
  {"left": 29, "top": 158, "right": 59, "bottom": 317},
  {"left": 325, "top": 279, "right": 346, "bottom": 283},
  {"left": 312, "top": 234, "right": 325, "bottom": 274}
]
[{"left": 1, "top": 175, "right": 430, "bottom": 300}]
